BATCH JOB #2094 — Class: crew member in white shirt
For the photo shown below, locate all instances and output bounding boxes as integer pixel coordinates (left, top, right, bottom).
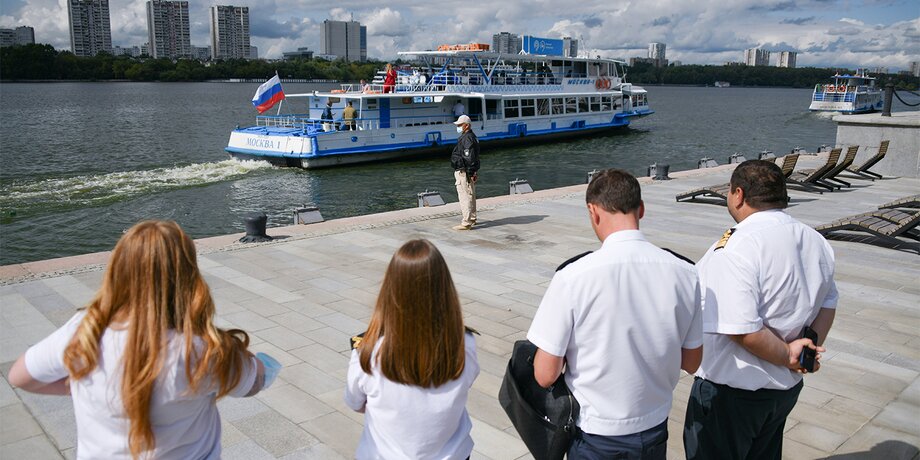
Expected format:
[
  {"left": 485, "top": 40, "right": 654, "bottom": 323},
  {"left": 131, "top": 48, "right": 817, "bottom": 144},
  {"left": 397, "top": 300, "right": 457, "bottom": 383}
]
[
  {"left": 453, "top": 99, "right": 466, "bottom": 117},
  {"left": 8, "top": 220, "right": 267, "bottom": 460},
  {"left": 683, "top": 159, "right": 838, "bottom": 460},
  {"left": 528, "top": 169, "right": 703, "bottom": 459},
  {"left": 345, "top": 239, "right": 479, "bottom": 459}
]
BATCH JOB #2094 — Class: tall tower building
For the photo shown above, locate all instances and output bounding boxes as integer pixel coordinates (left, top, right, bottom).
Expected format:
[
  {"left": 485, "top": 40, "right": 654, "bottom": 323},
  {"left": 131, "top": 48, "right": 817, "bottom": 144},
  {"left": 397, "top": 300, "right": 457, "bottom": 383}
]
[
  {"left": 67, "top": 0, "right": 112, "bottom": 56},
  {"left": 648, "top": 42, "right": 666, "bottom": 61},
  {"left": 210, "top": 5, "right": 251, "bottom": 60},
  {"left": 744, "top": 48, "right": 770, "bottom": 66},
  {"left": 777, "top": 51, "right": 797, "bottom": 68},
  {"left": 0, "top": 26, "right": 35, "bottom": 47},
  {"left": 562, "top": 36, "right": 579, "bottom": 57},
  {"left": 492, "top": 32, "right": 521, "bottom": 54},
  {"left": 146, "top": 0, "right": 191, "bottom": 59},
  {"left": 320, "top": 19, "right": 366, "bottom": 62}
]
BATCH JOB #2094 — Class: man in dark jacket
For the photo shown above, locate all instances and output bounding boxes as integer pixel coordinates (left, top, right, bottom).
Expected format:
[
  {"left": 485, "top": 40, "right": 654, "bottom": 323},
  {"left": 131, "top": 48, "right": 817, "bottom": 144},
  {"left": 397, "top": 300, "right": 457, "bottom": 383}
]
[{"left": 450, "top": 114, "right": 480, "bottom": 230}]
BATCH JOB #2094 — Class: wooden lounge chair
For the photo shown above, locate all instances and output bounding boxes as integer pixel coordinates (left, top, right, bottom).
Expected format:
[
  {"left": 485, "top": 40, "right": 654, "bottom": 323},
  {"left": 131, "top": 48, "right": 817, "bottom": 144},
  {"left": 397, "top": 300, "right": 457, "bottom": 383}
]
[
  {"left": 878, "top": 194, "right": 920, "bottom": 210},
  {"left": 815, "top": 208, "right": 920, "bottom": 253},
  {"left": 845, "top": 140, "right": 889, "bottom": 180},
  {"left": 817, "top": 146, "right": 859, "bottom": 189},
  {"left": 676, "top": 154, "right": 800, "bottom": 204},
  {"left": 675, "top": 183, "right": 732, "bottom": 203},
  {"left": 787, "top": 148, "right": 841, "bottom": 192}
]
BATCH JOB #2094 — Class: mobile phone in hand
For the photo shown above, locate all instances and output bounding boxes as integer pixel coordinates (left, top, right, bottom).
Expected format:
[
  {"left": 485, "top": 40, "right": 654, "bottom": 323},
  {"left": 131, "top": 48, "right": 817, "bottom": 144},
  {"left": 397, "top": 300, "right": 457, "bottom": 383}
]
[{"left": 799, "top": 326, "right": 819, "bottom": 372}]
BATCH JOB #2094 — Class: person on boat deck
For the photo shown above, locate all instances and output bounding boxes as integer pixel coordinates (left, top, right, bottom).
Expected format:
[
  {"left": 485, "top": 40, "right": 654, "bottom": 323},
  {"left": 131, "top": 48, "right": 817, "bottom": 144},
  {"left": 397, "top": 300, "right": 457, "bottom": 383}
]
[
  {"left": 453, "top": 99, "right": 466, "bottom": 117},
  {"left": 360, "top": 79, "right": 370, "bottom": 93},
  {"left": 343, "top": 101, "right": 357, "bottom": 131},
  {"left": 383, "top": 63, "right": 396, "bottom": 93},
  {"left": 450, "top": 114, "right": 479, "bottom": 231}
]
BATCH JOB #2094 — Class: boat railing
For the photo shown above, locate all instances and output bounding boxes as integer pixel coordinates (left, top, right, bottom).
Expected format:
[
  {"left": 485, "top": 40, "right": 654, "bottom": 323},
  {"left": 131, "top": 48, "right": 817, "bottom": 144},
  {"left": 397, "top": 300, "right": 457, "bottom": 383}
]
[
  {"left": 812, "top": 92, "right": 857, "bottom": 103},
  {"left": 335, "top": 72, "right": 581, "bottom": 94}
]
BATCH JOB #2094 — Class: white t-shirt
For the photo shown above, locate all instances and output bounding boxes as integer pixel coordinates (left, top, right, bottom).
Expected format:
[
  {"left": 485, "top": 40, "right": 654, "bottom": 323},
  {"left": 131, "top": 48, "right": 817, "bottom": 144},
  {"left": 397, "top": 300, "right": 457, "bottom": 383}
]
[
  {"left": 24, "top": 312, "right": 258, "bottom": 460},
  {"left": 527, "top": 230, "right": 702, "bottom": 436},
  {"left": 453, "top": 103, "right": 465, "bottom": 117},
  {"left": 696, "top": 209, "right": 838, "bottom": 391},
  {"left": 344, "top": 333, "right": 479, "bottom": 460}
]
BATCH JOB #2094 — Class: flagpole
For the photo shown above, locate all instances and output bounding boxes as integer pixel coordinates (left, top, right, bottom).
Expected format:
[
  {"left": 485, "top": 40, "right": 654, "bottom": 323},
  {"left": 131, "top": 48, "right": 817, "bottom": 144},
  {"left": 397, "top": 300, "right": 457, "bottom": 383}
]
[{"left": 275, "top": 71, "right": 283, "bottom": 116}]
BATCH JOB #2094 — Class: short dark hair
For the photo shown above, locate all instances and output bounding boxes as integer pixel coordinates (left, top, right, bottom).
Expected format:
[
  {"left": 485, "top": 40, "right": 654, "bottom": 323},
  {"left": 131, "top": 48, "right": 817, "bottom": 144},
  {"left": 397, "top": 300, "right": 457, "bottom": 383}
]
[
  {"left": 586, "top": 168, "right": 642, "bottom": 213},
  {"left": 730, "top": 160, "right": 789, "bottom": 209}
]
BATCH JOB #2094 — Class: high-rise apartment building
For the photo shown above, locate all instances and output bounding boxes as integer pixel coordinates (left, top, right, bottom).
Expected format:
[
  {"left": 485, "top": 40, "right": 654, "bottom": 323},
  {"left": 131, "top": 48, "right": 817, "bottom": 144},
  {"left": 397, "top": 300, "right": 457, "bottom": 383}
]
[
  {"left": 492, "top": 32, "right": 521, "bottom": 54},
  {"left": 910, "top": 61, "right": 920, "bottom": 77},
  {"left": 0, "top": 26, "right": 35, "bottom": 47},
  {"left": 147, "top": 0, "right": 190, "bottom": 59},
  {"left": 320, "top": 19, "right": 366, "bottom": 62},
  {"left": 210, "top": 5, "right": 250, "bottom": 60},
  {"left": 68, "top": 0, "right": 112, "bottom": 56},
  {"left": 744, "top": 48, "right": 770, "bottom": 66},
  {"left": 777, "top": 51, "right": 797, "bottom": 68},
  {"left": 648, "top": 42, "right": 666, "bottom": 61},
  {"left": 562, "top": 36, "right": 579, "bottom": 57}
]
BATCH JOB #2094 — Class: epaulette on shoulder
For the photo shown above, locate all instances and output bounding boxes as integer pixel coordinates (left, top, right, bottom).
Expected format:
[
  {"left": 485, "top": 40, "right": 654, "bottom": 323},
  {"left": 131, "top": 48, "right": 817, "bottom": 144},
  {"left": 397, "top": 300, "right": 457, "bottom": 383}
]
[
  {"left": 714, "top": 228, "right": 735, "bottom": 251},
  {"left": 662, "top": 248, "right": 695, "bottom": 265},
  {"left": 556, "top": 251, "right": 592, "bottom": 272},
  {"left": 350, "top": 331, "right": 366, "bottom": 350}
]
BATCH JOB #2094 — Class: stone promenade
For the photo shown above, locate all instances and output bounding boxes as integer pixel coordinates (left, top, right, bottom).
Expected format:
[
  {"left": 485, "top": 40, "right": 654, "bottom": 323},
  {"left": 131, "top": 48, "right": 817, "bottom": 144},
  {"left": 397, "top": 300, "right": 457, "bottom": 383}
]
[{"left": 1, "top": 155, "right": 918, "bottom": 459}]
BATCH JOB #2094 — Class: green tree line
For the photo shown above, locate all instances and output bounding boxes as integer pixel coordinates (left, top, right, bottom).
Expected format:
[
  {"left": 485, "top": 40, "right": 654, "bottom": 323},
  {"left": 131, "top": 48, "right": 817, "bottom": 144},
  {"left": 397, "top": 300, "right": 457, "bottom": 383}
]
[
  {"left": 627, "top": 62, "right": 918, "bottom": 90},
  {"left": 2, "top": 44, "right": 917, "bottom": 91},
  {"left": 0, "top": 44, "right": 381, "bottom": 81}
]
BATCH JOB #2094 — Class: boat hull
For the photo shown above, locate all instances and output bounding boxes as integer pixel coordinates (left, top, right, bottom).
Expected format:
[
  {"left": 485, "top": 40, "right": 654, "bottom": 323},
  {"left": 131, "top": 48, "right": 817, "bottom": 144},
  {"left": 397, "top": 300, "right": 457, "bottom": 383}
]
[{"left": 226, "top": 112, "right": 649, "bottom": 169}]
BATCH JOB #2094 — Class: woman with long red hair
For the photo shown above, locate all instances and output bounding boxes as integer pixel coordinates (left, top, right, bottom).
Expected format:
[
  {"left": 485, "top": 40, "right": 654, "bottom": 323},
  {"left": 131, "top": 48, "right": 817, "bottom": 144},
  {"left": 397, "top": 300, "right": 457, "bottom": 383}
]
[
  {"left": 9, "top": 220, "right": 268, "bottom": 459},
  {"left": 345, "top": 239, "right": 479, "bottom": 459}
]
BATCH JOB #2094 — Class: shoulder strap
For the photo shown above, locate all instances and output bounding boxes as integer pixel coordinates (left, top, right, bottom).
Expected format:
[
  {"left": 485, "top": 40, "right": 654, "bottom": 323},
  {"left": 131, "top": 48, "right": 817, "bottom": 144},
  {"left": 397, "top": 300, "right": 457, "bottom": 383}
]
[
  {"left": 662, "top": 248, "right": 695, "bottom": 265},
  {"left": 556, "top": 251, "right": 592, "bottom": 272}
]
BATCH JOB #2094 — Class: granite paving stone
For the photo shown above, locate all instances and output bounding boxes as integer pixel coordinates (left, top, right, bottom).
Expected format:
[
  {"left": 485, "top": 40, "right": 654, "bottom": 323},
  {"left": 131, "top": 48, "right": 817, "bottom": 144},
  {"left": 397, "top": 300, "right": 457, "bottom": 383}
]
[{"left": 1, "top": 166, "right": 917, "bottom": 459}]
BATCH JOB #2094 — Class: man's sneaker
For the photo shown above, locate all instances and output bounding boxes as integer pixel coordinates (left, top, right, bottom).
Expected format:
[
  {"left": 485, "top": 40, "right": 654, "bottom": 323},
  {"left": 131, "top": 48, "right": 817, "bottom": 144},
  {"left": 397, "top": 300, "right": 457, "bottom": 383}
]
[{"left": 452, "top": 224, "right": 472, "bottom": 231}]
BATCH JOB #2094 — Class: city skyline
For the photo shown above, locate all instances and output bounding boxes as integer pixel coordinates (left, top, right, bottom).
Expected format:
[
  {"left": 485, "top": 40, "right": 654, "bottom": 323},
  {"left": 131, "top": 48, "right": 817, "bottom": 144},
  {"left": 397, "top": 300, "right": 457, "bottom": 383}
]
[{"left": 0, "top": 0, "right": 917, "bottom": 70}]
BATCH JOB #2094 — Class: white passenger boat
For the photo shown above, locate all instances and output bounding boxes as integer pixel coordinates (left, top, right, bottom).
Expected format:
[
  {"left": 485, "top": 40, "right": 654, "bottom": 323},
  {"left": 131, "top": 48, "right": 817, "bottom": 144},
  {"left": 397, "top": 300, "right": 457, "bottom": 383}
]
[
  {"left": 809, "top": 69, "right": 882, "bottom": 114},
  {"left": 226, "top": 49, "right": 653, "bottom": 168}
]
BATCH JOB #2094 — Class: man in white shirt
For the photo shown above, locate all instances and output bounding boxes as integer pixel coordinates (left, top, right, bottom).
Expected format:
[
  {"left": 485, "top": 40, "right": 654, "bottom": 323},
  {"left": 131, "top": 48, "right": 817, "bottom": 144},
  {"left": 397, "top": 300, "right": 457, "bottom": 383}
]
[
  {"left": 683, "top": 159, "right": 838, "bottom": 459},
  {"left": 528, "top": 169, "right": 703, "bottom": 459},
  {"left": 453, "top": 100, "right": 465, "bottom": 117}
]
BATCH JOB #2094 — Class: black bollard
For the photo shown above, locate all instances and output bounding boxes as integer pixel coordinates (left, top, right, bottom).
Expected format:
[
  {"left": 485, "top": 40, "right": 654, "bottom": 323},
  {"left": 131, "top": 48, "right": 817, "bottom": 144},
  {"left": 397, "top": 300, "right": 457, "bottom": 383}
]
[
  {"left": 882, "top": 83, "right": 893, "bottom": 117},
  {"left": 239, "top": 212, "right": 273, "bottom": 243}
]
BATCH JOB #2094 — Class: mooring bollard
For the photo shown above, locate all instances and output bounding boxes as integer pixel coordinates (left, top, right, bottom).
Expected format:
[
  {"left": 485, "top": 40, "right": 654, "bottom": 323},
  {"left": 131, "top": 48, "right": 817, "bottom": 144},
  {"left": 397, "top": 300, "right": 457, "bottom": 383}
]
[
  {"left": 759, "top": 150, "right": 775, "bottom": 160},
  {"left": 647, "top": 163, "right": 670, "bottom": 180},
  {"left": 728, "top": 153, "right": 747, "bottom": 164},
  {"left": 240, "top": 212, "right": 273, "bottom": 243},
  {"left": 698, "top": 158, "right": 718, "bottom": 168},
  {"left": 587, "top": 169, "right": 600, "bottom": 184}
]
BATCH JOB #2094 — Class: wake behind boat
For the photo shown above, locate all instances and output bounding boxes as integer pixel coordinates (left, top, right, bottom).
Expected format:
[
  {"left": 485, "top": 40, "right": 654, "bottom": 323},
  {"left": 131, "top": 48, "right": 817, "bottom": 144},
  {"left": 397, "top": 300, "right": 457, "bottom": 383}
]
[
  {"left": 809, "top": 69, "right": 882, "bottom": 114},
  {"left": 226, "top": 46, "right": 653, "bottom": 168}
]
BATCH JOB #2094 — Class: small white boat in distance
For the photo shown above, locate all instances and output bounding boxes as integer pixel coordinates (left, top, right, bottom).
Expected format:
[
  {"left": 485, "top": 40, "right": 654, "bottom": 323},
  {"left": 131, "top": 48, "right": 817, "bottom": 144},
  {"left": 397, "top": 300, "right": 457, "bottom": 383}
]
[
  {"left": 226, "top": 47, "right": 653, "bottom": 168},
  {"left": 809, "top": 69, "right": 882, "bottom": 114}
]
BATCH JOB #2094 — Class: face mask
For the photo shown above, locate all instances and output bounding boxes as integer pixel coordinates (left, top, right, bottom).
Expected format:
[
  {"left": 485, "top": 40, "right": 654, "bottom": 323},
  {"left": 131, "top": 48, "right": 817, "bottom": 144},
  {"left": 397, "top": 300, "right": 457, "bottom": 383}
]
[{"left": 456, "top": 126, "right": 464, "bottom": 134}]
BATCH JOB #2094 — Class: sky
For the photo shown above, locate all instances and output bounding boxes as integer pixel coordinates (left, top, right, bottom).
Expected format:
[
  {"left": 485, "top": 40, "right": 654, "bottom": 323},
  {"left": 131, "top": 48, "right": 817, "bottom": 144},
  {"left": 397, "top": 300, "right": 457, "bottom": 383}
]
[{"left": 1, "top": 0, "right": 918, "bottom": 71}]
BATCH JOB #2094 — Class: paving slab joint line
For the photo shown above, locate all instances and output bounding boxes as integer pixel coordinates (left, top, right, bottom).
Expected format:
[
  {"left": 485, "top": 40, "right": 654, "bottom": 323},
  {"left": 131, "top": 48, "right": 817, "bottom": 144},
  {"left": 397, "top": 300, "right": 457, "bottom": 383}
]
[{"left": 9, "top": 390, "right": 66, "bottom": 454}]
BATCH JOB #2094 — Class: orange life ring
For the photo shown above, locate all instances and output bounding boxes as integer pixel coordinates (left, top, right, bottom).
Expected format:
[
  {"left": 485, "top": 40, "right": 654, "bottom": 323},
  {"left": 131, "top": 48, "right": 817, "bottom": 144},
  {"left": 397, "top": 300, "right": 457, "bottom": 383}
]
[
  {"left": 603, "top": 77, "right": 610, "bottom": 89},
  {"left": 838, "top": 85, "right": 846, "bottom": 92},
  {"left": 826, "top": 85, "right": 835, "bottom": 93},
  {"left": 595, "top": 79, "right": 604, "bottom": 90},
  {"left": 331, "top": 89, "right": 346, "bottom": 93}
]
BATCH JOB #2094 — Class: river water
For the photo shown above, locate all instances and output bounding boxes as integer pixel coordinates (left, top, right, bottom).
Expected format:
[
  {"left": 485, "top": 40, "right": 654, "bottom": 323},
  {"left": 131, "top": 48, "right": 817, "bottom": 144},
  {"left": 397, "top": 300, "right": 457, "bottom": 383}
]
[{"left": 0, "top": 82, "right": 912, "bottom": 265}]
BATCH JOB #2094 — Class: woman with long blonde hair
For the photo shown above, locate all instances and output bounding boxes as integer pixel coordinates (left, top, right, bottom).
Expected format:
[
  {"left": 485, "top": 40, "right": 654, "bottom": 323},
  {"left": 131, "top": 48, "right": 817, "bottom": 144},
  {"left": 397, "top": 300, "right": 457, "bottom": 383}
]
[
  {"left": 9, "top": 220, "right": 267, "bottom": 459},
  {"left": 344, "top": 239, "right": 479, "bottom": 459}
]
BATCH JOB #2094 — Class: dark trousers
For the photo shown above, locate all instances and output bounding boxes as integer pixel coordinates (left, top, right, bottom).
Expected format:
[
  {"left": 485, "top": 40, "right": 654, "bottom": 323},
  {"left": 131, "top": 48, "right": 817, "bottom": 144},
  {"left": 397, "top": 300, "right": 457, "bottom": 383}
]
[
  {"left": 683, "top": 377, "right": 803, "bottom": 460},
  {"left": 568, "top": 419, "right": 668, "bottom": 460}
]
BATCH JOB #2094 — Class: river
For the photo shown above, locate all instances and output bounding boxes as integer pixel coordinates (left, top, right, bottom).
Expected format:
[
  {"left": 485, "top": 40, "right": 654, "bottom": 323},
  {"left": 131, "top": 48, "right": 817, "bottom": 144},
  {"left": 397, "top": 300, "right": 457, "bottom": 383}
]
[{"left": 0, "top": 82, "right": 911, "bottom": 265}]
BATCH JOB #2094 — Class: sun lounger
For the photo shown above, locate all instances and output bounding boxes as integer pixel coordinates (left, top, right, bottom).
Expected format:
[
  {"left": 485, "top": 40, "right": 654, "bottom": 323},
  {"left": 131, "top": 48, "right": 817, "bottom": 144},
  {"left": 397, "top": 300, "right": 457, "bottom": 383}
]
[
  {"left": 817, "top": 146, "right": 859, "bottom": 189},
  {"left": 845, "top": 140, "right": 889, "bottom": 180},
  {"left": 816, "top": 208, "right": 920, "bottom": 253},
  {"left": 787, "top": 148, "right": 841, "bottom": 192},
  {"left": 878, "top": 194, "right": 920, "bottom": 210},
  {"left": 676, "top": 154, "right": 800, "bottom": 204}
]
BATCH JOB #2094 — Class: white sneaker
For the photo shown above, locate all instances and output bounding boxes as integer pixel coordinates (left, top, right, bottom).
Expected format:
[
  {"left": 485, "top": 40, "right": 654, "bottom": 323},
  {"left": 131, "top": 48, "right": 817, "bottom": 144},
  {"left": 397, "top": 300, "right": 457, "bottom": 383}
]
[{"left": 453, "top": 224, "right": 472, "bottom": 230}]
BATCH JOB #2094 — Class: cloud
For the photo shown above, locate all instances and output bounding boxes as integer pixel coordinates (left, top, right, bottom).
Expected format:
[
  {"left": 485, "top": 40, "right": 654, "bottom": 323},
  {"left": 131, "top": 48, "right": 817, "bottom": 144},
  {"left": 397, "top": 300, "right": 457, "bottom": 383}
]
[
  {"left": 361, "top": 8, "right": 407, "bottom": 37},
  {"left": 780, "top": 16, "right": 815, "bottom": 25},
  {"left": 583, "top": 16, "right": 604, "bottom": 28},
  {"left": 839, "top": 18, "right": 865, "bottom": 26},
  {"left": 650, "top": 16, "right": 671, "bottom": 27}
]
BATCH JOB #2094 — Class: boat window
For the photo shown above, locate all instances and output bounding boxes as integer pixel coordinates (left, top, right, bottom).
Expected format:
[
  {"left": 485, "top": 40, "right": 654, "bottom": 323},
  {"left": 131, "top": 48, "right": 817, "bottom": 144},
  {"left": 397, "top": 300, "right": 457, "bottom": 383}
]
[
  {"left": 521, "top": 99, "right": 536, "bottom": 117},
  {"left": 590, "top": 96, "right": 601, "bottom": 112},
  {"left": 486, "top": 99, "right": 499, "bottom": 119},
  {"left": 552, "top": 97, "right": 564, "bottom": 115},
  {"left": 601, "top": 96, "right": 613, "bottom": 111},
  {"left": 504, "top": 99, "right": 520, "bottom": 118},
  {"left": 578, "top": 97, "right": 589, "bottom": 113},
  {"left": 367, "top": 99, "right": 378, "bottom": 109},
  {"left": 565, "top": 97, "right": 577, "bottom": 114},
  {"left": 538, "top": 99, "right": 550, "bottom": 116}
]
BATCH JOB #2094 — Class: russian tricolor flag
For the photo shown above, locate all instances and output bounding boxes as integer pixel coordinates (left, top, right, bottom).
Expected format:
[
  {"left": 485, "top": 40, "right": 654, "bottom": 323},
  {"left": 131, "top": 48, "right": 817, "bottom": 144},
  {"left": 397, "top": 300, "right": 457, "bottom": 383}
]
[{"left": 252, "top": 75, "right": 285, "bottom": 113}]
